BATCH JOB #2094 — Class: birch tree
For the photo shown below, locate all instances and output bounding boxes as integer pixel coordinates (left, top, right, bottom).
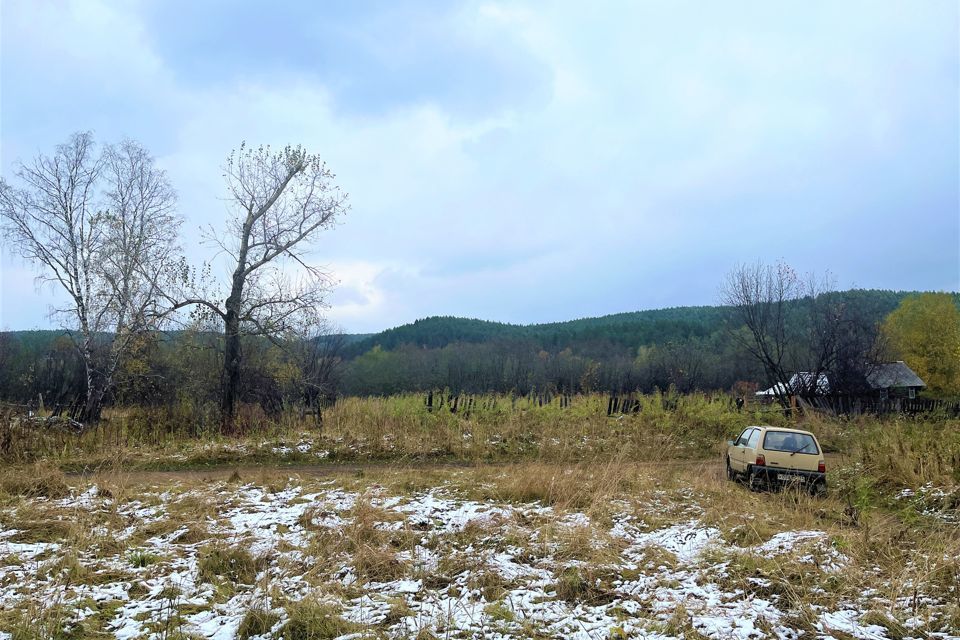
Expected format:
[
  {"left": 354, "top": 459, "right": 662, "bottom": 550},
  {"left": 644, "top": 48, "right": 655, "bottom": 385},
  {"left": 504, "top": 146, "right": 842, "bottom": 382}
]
[{"left": 0, "top": 132, "right": 181, "bottom": 422}]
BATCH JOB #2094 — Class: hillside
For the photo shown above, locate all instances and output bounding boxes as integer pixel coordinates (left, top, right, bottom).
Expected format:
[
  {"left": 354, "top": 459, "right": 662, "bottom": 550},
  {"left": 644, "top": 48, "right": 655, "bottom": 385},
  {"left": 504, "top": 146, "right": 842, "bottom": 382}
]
[
  {"left": 1, "top": 289, "right": 951, "bottom": 399},
  {"left": 344, "top": 289, "right": 917, "bottom": 357}
]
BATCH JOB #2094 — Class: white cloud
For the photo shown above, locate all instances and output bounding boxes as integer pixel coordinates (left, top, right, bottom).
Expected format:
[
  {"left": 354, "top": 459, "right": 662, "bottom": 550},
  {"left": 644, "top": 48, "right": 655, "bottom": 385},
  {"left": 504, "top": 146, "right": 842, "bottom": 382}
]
[{"left": 1, "top": 0, "right": 956, "bottom": 332}]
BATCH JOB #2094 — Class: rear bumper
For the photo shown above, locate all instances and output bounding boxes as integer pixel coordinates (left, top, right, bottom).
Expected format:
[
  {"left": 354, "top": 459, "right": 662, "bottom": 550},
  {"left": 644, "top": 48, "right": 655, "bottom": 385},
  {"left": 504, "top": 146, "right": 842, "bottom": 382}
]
[{"left": 754, "top": 467, "right": 826, "bottom": 486}]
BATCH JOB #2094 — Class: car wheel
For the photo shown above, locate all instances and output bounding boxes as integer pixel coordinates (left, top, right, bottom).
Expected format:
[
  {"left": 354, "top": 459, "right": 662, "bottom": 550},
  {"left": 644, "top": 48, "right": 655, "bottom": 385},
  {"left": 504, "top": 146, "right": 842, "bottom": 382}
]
[
  {"left": 726, "top": 457, "right": 736, "bottom": 481},
  {"left": 808, "top": 480, "right": 827, "bottom": 497},
  {"left": 748, "top": 468, "right": 765, "bottom": 492}
]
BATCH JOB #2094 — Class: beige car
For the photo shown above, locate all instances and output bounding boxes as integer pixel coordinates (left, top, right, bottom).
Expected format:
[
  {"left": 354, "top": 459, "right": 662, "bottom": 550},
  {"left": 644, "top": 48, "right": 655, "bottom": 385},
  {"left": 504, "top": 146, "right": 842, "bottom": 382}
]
[{"left": 726, "top": 426, "right": 826, "bottom": 494}]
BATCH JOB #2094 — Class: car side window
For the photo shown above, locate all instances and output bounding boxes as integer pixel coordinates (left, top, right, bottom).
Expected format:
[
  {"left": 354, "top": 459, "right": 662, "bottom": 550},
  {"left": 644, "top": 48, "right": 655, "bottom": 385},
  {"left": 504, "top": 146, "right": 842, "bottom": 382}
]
[
  {"left": 735, "top": 429, "right": 752, "bottom": 446},
  {"left": 746, "top": 429, "right": 761, "bottom": 449}
]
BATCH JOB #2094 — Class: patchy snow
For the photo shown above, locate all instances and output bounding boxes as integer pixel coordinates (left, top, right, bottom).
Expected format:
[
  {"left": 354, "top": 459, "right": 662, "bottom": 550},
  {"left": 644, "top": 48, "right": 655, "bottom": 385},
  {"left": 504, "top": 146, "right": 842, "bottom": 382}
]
[
  {"left": 758, "top": 530, "right": 824, "bottom": 554},
  {"left": 818, "top": 609, "right": 889, "bottom": 640},
  {"left": 613, "top": 518, "right": 721, "bottom": 561},
  {"left": 0, "top": 476, "right": 955, "bottom": 639},
  {"left": 895, "top": 483, "right": 960, "bottom": 523},
  {"left": 395, "top": 491, "right": 512, "bottom": 533}
]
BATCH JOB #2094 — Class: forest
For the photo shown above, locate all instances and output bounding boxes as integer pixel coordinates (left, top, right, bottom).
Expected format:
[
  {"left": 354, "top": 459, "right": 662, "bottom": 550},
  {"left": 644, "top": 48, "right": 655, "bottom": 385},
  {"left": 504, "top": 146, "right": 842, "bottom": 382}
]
[{"left": 2, "top": 288, "right": 957, "bottom": 416}]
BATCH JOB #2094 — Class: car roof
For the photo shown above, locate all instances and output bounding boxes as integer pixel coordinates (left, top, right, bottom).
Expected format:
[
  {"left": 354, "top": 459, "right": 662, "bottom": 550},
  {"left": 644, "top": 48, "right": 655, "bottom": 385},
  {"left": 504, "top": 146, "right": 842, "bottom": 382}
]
[{"left": 747, "top": 425, "right": 816, "bottom": 437}]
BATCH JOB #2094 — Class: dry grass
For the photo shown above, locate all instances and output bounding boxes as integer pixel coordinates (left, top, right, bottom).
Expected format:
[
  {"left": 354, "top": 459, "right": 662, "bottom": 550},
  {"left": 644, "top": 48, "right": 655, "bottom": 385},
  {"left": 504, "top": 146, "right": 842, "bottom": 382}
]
[
  {"left": 197, "top": 544, "right": 264, "bottom": 585},
  {"left": 0, "top": 398, "right": 957, "bottom": 638},
  {"left": 0, "top": 461, "right": 69, "bottom": 499},
  {"left": 237, "top": 607, "right": 281, "bottom": 639},
  {"left": 280, "top": 598, "right": 362, "bottom": 639},
  {"left": 1, "top": 392, "right": 777, "bottom": 469}
]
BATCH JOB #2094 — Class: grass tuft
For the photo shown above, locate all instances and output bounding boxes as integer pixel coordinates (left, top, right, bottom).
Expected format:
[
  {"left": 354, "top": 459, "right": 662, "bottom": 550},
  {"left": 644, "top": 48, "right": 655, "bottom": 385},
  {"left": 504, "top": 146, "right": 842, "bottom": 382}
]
[
  {"left": 197, "top": 544, "right": 263, "bottom": 585},
  {"left": 238, "top": 607, "right": 280, "bottom": 639},
  {"left": 0, "top": 462, "right": 69, "bottom": 498},
  {"left": 280, "top": 599, "right": 361, "bottom": 640}
]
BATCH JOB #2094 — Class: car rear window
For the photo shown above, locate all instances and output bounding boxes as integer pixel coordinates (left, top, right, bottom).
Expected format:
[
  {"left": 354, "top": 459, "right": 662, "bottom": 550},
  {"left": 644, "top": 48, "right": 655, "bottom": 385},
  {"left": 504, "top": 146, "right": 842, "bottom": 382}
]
[{"left": 762, "top": 431, "right": 819, "bottom": 454}]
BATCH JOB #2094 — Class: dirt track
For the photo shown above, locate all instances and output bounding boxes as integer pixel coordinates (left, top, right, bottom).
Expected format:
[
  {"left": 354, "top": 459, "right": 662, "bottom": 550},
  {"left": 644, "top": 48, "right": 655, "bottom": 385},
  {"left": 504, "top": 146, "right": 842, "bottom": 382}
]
[{"left": 66, "top": 457, "right": 730, "bottom": 485}]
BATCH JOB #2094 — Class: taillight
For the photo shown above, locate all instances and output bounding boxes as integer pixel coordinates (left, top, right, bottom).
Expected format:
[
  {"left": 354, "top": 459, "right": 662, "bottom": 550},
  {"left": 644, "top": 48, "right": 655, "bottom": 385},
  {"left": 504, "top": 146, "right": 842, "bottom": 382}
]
[
  {"left": 755, "top": 454, "right": 766, "bottom": 466},
  {"left": 818, "top": 461, "right": 825, "bottom": 473}
]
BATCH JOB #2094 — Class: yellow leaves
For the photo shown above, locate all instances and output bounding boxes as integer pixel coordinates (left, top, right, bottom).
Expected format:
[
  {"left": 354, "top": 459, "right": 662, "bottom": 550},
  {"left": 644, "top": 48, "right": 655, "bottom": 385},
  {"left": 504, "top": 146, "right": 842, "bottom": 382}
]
[{"left": 881, "top": 293, "right": 960, "bottom": 396}]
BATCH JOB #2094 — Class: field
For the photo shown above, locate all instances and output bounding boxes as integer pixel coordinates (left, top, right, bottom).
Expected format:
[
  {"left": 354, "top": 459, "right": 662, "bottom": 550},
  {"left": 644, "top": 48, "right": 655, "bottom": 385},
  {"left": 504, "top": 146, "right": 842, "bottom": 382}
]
[{"left": 0, "top": 394, "right": 958, "bottom": 639}]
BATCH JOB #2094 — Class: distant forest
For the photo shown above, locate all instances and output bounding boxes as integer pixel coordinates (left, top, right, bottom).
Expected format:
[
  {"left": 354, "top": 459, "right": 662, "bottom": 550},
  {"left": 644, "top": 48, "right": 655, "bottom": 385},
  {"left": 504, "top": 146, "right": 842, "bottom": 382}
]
[{"left": 0, "top": 289, "right": 935, "bottom": 411}]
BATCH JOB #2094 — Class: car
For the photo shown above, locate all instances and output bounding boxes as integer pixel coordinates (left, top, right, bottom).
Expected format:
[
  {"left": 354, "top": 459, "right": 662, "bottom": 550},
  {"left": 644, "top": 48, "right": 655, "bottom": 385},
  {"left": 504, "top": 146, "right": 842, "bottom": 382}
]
[{"left": 726, "top": 425, "right": 826, "bottom": 494}]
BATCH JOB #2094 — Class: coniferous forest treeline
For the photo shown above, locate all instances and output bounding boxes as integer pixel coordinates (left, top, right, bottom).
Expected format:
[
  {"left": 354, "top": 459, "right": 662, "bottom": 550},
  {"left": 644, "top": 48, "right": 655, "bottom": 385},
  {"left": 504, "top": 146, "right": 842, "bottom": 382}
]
[{"left": 0, "top": 289, "right": 940, "bottom": 412}]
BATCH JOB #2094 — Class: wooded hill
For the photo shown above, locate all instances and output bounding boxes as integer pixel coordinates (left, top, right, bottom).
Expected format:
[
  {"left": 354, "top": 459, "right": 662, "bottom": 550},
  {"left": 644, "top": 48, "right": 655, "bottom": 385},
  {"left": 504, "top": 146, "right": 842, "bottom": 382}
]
[
  {"left": 346, "top": 289, "right": 914, "bottom": 356},
  {"left": 0, "top": 289, "right": 948, "bottom": 404},
  {"left": 337, "top": 289, "right": 924, "bottom": 395}
]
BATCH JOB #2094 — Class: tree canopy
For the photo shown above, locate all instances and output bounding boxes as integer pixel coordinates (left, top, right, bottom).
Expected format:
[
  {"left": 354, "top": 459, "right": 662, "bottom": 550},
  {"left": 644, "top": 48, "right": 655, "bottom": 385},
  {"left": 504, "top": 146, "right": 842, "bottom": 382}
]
[{"left": 882, "top": 293, "right": 960, "bottom": 396}]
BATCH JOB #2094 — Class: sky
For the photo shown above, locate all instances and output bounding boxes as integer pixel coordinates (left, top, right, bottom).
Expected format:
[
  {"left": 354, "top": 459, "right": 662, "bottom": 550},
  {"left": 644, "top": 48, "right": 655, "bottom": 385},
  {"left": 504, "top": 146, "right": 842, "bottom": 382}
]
[{"left": 1, "top": 0, "right": 958, "bottom": 334}]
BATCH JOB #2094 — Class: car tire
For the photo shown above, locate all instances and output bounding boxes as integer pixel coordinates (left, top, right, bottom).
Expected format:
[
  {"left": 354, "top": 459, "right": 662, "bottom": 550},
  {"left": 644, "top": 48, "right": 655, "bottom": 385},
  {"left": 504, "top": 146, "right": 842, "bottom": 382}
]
[
  {"left": 726, "top": 457, "right": 736, "bottom": 481},
  {"left": 748, "top": 467, "right": 765, "bottom": 492},
  {"left": 808, "top": 479, "right": 827, "bottom": 497}
]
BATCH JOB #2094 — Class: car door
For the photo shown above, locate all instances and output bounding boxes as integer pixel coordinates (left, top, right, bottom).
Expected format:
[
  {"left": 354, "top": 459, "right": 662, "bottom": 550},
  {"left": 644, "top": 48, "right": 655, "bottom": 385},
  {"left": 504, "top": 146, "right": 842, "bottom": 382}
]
[
  {"left": 731, "top": 428, "right": 754, "bottom": 471},
  {"left": 743, "top": 428, "right": 762, "bottom": 469}
]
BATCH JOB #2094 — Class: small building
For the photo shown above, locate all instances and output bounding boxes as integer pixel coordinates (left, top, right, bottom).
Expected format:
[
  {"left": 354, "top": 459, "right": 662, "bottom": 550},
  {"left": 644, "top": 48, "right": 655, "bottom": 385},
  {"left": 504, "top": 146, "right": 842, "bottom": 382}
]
[
  {"left": 865, "top": 361, "right": 925, "bottom": 399},
  {"left": 755, "top": 372, "right": 830, "bottom": 398}
]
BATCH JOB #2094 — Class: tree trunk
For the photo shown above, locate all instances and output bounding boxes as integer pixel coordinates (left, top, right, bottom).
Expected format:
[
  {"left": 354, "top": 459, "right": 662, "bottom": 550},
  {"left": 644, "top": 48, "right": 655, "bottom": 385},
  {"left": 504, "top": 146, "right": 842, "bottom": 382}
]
[
  {"left": 79, "top": 384, "right": 106, "bottom": 423},
  {"left": 76, "top": 333, "right": 105, "bottom": 424},
  {"left": 220, "top": 252, "right": 248, "bottom": 433},
  {"left": 221, "top": 306, "right": 242, "bottom": 433}
]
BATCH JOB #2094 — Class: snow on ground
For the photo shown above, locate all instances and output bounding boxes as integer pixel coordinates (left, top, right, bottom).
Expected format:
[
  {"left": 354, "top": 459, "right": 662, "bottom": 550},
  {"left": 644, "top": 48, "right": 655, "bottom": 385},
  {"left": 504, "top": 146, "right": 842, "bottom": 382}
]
[
  {"left": 0, "top": 477, "right": 955, "bottom": 639},
  {"left": 896, "top": 483, "right": 960, "bottom": 524}
]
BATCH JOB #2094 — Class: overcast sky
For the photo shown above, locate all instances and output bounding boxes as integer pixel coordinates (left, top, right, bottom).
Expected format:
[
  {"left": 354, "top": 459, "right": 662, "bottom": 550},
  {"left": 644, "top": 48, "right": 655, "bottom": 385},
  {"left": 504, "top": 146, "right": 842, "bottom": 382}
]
[{"left": 2, "top": 1, "right": 958, "bottom": 333}]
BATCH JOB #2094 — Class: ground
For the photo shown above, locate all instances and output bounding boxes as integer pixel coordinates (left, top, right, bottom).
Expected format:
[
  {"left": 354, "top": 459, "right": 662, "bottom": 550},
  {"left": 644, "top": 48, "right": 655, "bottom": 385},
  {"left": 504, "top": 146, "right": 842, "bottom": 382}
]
[{"left": 0, "top": 461, "right": 957, "bottom": 639}]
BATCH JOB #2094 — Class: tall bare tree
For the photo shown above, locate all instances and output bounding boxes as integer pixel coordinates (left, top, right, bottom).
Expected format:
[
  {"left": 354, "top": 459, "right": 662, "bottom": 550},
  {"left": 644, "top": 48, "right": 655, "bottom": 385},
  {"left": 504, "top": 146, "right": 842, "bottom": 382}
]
[
  {"left": 0, "top": 132, "right": 181, "bottom": 421},
  {"left": 171, "top": 144, "right": 348, "bottom": 430},
  {"left": 289, "top": 317, "right": 345, "bottom": 424},
  {"left": 720, "top": 261, "right": 799, "bottom": 405},
  {"left": 721, "top": 261, "right": 884, "bottom": 406}
]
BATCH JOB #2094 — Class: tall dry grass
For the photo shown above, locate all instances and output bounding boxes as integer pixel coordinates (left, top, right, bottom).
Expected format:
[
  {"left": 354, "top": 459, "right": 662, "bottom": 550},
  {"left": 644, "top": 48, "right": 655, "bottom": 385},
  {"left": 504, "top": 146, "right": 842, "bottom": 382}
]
[{"left": 1, "top": 392, "right": 781, "bottom": 467}]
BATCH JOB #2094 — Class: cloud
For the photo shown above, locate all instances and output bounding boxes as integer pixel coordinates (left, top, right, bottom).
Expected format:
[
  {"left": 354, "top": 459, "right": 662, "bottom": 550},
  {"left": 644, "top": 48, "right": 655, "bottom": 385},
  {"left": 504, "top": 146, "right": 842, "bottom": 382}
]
[{"left": 1, "top": 0, "right": 957, "bottom": 333}]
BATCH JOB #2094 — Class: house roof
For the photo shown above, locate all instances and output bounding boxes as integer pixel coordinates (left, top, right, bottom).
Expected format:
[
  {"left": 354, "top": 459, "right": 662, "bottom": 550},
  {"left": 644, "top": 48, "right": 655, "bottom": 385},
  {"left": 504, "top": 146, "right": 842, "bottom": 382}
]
[
  {"left": 865, "top": 361, "right": 925, "bottom": 389},
  {"left": 755, "top": 382, "right": 788, "bottom": 396},
  {"left": 755, "top": 372, "right": 830, "bottom": 396}
]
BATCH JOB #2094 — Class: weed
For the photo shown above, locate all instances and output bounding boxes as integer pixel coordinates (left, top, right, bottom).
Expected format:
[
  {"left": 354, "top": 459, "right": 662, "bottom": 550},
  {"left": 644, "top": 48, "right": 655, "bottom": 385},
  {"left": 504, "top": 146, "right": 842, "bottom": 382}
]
[{"left": 127, "top": 549, "right": 161, "bottom": 568}]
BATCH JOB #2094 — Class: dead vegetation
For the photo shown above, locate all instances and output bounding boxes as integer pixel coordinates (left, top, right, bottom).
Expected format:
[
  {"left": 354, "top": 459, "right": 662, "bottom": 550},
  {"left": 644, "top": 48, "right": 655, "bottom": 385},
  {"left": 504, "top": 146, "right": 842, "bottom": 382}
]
[{"left": 0, "top": 395, "right": 957, "bottom": 638}]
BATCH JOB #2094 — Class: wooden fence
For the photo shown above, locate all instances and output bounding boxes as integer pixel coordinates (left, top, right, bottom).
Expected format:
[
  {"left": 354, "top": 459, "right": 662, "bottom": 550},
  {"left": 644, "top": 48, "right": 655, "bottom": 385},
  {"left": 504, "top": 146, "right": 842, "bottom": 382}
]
[{"left": 797, "top": 395, "right": 960, "bottom": 417}]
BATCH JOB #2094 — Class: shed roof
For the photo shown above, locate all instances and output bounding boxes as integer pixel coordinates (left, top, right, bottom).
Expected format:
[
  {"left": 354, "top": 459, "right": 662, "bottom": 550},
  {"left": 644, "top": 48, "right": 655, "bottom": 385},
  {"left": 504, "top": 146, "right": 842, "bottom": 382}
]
[
  {"left": 755, "top": 372, "right": 830, "bottom": 396},
  {"left": 865, "top": 362, "right": 925, "bottom": 389}
]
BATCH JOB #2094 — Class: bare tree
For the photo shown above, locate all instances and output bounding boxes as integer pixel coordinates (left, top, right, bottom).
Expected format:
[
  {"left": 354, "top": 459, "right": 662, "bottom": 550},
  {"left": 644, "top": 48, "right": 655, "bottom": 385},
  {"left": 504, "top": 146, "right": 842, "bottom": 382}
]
[
  {"left": 290, "top": 317, "right": 345, "bottom": 425},
  {"left": 801, "top": 285, "right": 886, "bottom": 395},
  {"left": 720, "top": 261, "right": 799, "bottom": 406},
  {"left": 171, "top": 143, "right": 348, "bottom": 430},
  {"left": 0, "top": 132, "right": 181, "bottom": 422},
  {"left": 721, "top": 261, "right": 884, "bottom": 406}
]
